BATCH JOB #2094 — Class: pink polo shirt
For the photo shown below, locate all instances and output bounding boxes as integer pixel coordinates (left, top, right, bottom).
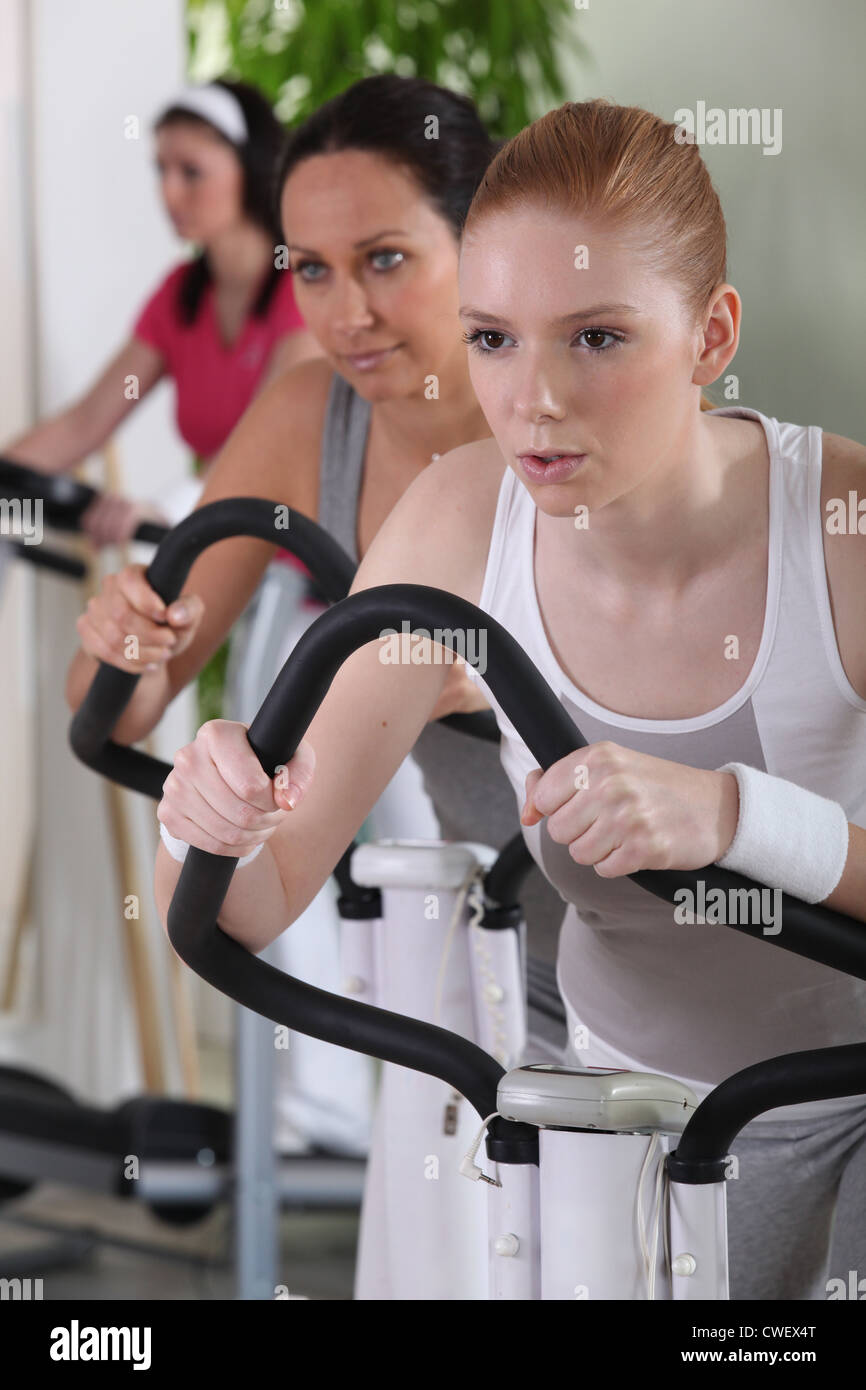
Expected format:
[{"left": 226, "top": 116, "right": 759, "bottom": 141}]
[
  {"left": 133, "top": 259, "right": 313, "bottom": 579},
  {"left": 132, "top": 261, "right": 306, "bottom": 462}
]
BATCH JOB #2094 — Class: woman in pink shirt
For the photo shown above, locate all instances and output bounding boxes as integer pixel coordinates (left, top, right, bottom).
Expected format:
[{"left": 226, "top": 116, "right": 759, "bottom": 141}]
[{"left": 3, "top": 79, "right": 321, "bottom": 545}]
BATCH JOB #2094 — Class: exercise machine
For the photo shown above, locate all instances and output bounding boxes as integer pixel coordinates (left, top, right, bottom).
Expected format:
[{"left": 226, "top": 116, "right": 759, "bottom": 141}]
[
  {"left": 0, "top": 479, "right": 365, "bottom": 1281},
  {"left": 142, "top": 579, "right": 865, "bottom": 1300},
  {"left": 65, "top": 496, "right": 516, "bottom": 1297},
  {"left": 0, "top": 459, "right": 241, "bottom": 1274}
]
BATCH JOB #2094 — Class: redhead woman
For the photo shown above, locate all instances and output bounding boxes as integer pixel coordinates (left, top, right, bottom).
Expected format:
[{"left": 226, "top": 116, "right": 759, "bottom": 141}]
[{"left": 151, "top": 100, "right": 865, "bottom": 1301}]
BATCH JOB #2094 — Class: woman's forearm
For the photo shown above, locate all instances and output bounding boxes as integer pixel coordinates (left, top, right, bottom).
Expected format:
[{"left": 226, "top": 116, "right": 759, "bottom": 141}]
[
  {"left": 4, "top": 404, "right": 98, "bottom": 475},
  {"left": 155, "top": 839, "right": 293, "bottom": 955},
  {"left": 65, "top": 647, "right": 172, "bottom": 745}
]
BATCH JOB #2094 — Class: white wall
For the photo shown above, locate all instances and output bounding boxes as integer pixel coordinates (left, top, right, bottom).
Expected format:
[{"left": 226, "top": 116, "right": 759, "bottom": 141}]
[
  {"left": 0, "top": 0, "right": 36, "bottom": 1050},
  {"left": 0, "top": 0, "right": 199, "bottom": 1106},
  {"left": 560, "top": 0, "right": 866, "bottom": 441},
  {"left": 29, "top": 0, "right": 189, "bottom": 492}
]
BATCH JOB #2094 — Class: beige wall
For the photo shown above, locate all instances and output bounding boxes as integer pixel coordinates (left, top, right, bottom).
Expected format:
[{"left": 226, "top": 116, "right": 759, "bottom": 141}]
[{"left": 559, "top": 0, "right": 865, "bottom": 441}]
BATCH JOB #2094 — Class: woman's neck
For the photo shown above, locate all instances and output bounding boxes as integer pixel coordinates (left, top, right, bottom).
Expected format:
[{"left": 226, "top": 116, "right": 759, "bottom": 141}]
[
  {"left": 203, "top": 222, "right": 274, "bottom": 292},
  {"left": 541, "top": 412, "right": 769, "bottom": 595},
  {"left": 370, "top": 360, "right": 491, "bottom": 464}
]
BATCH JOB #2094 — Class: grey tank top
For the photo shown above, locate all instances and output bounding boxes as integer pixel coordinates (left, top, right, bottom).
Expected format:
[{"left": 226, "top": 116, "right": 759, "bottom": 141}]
[
  {"left": 316, "top": 373, "right": 568, "bottom": 1021},
  {"left": 463, "top": 405, "right": 866, "bottom": 1085}
]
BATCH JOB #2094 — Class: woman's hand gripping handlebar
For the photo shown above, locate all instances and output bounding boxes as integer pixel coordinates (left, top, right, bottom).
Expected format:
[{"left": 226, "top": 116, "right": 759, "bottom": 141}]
[{"left": 68, "top": 498, "right": 356, "bottom": 801}]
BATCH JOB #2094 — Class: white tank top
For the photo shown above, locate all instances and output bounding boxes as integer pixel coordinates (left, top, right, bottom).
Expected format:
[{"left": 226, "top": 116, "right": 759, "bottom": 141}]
[{"left": 466, "top": 406, "right": 866, "bottom": 1104}]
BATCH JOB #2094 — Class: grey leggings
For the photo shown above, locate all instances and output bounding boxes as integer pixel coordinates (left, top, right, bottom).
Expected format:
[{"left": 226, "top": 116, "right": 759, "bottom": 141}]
[{"left": 726, "top": 1101, "right": 866, "bottom": 1300}]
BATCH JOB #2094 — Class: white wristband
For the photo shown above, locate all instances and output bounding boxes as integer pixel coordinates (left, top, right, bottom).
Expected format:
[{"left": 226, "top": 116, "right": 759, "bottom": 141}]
[
  {"left": 159, "top": 820, "right": 265, "bottom": 868},
  {"left": 714, "top": 762, "right": 849, "bottom": 904}
]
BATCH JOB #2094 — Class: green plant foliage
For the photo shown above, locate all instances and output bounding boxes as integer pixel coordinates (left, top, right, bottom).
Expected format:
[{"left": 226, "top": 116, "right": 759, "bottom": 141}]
[
  {"left": 196, "top": 636, "right": 231, "bottom": 727},
  {"left": 187, "top": 0, "right": 588, "bottom": 137}
]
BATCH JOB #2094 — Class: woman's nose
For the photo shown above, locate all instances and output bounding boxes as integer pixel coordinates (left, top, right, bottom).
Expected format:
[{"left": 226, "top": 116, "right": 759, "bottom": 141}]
[
  {"left": 159, "top": 173, "right": 183, "bottom": 213},
  {"left": 330, "top": 277, "right": 376, "bottom": 335},
  {"left": 508, "top": 344, "right": 570, "bottom": 422}
]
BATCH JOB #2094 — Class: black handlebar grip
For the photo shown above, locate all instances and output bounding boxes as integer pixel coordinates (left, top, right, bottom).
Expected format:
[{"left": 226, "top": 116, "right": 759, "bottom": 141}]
[
  {"left": 0, "top": 455, "right": 98, "bottom": 532},
  {"left": 7, "top": 540, "right": 87, "bottom": 580},
  {"left": 132, "top": 520, "right": 171, "bottom": 546}
]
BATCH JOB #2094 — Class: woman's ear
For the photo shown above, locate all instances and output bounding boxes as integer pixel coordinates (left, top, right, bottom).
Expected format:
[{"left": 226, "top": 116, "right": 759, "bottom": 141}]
[{"left": 692, "top": 283, "right": 741, "bottom": 391}]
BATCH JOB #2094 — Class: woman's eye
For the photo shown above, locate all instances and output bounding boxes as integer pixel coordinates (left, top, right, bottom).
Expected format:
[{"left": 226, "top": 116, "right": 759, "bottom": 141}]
[
  {"left": 370, "top": 250, "right": 404, "bottom": 271},
  {"left": 295, "top": 260, "right": 325, "bottom": 282},
  {"left": 577, "top": 328, "right": 621, "bottom": 351},
  {"left": 182, "top": 165, "right": 201, "bottom": 181},
  {"left": 461, "top": 329, "right": 512, "bottom": 353}
]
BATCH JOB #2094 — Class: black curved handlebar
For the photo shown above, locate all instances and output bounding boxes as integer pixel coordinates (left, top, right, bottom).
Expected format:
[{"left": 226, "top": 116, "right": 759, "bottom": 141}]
[
  {"left": 69, "top": 497, "right": 500, "bottom": 803},
  {"left": 164, "top": 584, "right": 866, "bottom": 1134},
  {"left": 70, "top": 499, "right": 355, "bottom": 797},
  {"left": 667, "top": 1042, "right": 866, "bottom": 1182}
]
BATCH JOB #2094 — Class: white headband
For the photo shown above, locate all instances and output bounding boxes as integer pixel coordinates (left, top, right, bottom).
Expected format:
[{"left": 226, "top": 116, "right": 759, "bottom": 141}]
[{"left": 170, "top": 84, "right": 248, "bottom": 145}]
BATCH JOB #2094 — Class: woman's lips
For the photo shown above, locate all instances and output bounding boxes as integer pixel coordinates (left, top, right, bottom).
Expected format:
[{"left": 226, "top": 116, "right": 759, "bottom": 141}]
[
  {"left": 518, "top": 454, "right": 587, "bottom": 484},
  {"left": 343, "top": 344, "right": 402, "bottom": 371}
]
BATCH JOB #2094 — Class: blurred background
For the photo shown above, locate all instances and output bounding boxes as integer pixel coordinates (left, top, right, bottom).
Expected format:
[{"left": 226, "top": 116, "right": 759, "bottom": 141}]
[{"left": 0, "top": 0, "right": 862, "bottom": 1300}]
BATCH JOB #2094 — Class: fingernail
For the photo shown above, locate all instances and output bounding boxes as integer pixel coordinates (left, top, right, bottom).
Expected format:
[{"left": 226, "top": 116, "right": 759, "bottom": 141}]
[
  {"left": 170, "top": 602, "right": 189, "bottom": 623},
  {"left": 283, "top": 782, "right": 301, "bottom": 810},
  {"left": 146, "top": 662, "right": 160, "bottom": 672}
]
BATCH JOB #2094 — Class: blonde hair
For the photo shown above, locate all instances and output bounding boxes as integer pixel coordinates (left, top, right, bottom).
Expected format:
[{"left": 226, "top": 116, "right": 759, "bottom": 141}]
[{"left": 463, "top": 99, "right": 728, "bottom": 411}]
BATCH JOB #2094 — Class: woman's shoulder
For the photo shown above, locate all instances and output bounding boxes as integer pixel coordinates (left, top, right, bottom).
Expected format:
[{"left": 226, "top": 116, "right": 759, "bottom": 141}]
[
  {"left": 199, "top": 358, "right": 337, "bottom": 518},
  {"left": 427, "top": 434, "right": 508, "bottom": 499},
  {"left": 255, "top": 355, "right": 336, "bottom": 428},
  {"left": 410, "top": 437, "right": 506, "bottom": 537},
  {"left": 351, "top": 436, "right": 507, "bottom": 607},
  {"left": 818, "top": 429, "right": 866, "bottom": 701},
  {"left": 818, "top": 428, "right": 866, "bottom": 527},
  {"left": 145, "top": 259, "right": 194, "bottom": 306},
  {"left": 132, "top": 261, "right": 192, "bottom": 340},
  {"left": 254, "top": 356, "right": 336, "bottom": 457},
  {"left": 820, "top": 429, "right": 866, "bottom": 473}
]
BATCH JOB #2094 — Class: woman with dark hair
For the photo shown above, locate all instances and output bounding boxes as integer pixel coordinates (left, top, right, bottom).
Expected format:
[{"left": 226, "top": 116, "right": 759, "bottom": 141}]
[
  {"left": 67, "top": 74, "right": 570, "bottom": 1296},
  {"left": 68, "top": 71, "right": 566, "bottom": 1039},
  {"left": 4, "top": 79, "right": 321, "bottom": 544}
]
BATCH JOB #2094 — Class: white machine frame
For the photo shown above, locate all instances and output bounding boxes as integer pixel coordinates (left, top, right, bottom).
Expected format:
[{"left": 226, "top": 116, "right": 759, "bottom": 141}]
[{"left": 343, "top": 838, "right": 727, "bottom": 1301}]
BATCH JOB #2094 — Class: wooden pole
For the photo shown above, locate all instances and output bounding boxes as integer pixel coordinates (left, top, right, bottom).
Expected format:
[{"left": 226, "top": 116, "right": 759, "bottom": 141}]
[
  {"left": 0, "top": 844, "right": 33, "bottom": 1013},
  {"left": 95, "top": 440, "right": 164, "bottom": 1091}
]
